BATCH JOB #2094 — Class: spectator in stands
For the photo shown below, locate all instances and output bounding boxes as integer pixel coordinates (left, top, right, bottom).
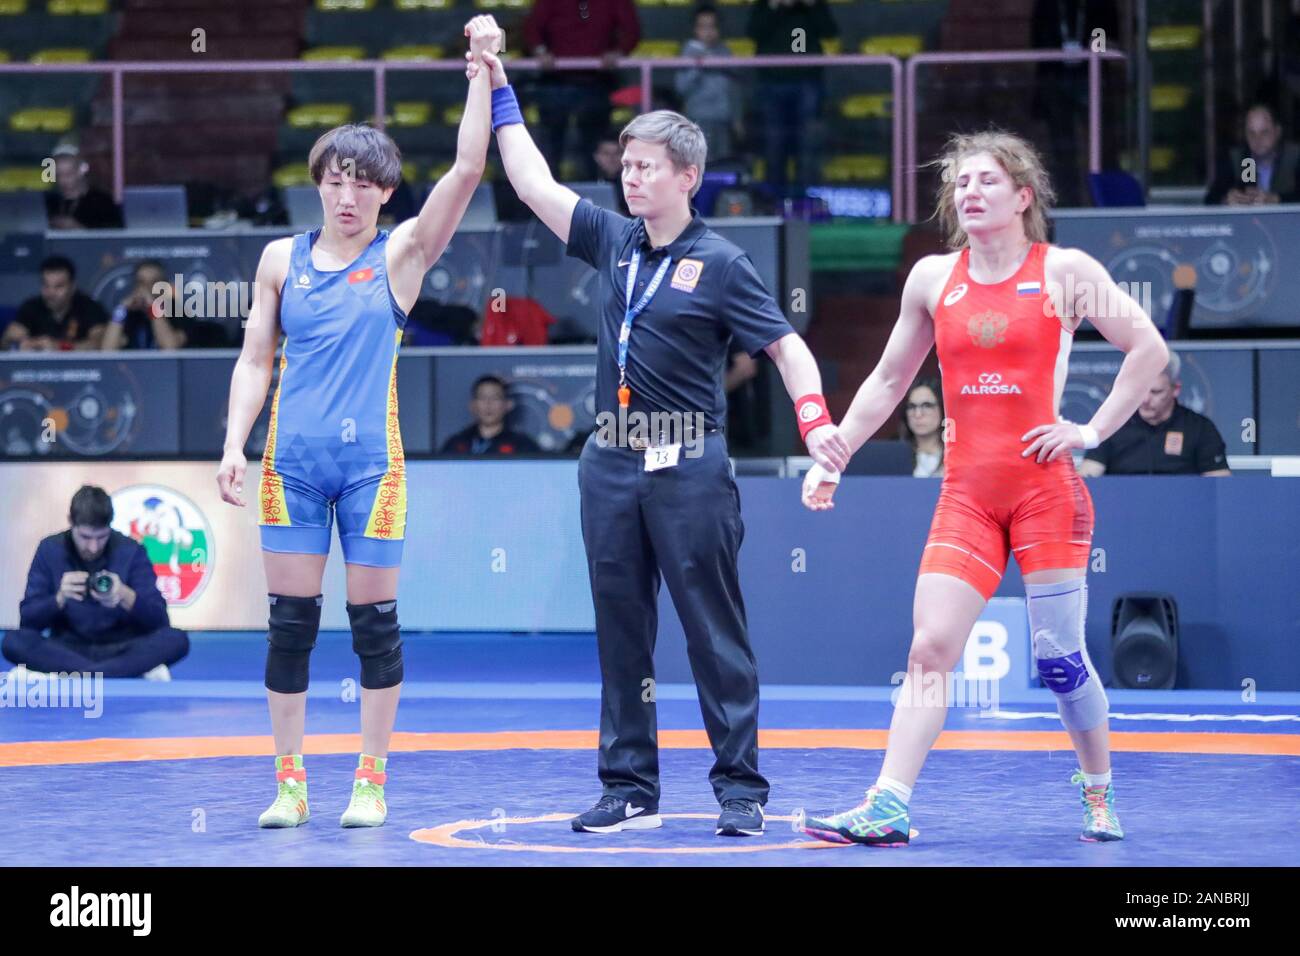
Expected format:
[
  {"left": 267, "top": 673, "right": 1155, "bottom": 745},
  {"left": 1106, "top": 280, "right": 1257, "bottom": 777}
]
[
  {"left": 102, "top": 260, "right": 190, "bottom": 351},
  {"left": 1031, "top": 0, "right": 1122, "bottom": 207},
  {"left": 440, "top": 375, "right": 541, "bottom": 455},
  {"left": 747, "top": 0, "right": 838, "bottom": 196},
  {"left": 524, "top": 0, "right": 641, "bottom": 180},
  {"left": 44, "top": 142, "right": 124, "bottom": 230},
  {"left": 900, "top": 376, "right": 945, "bottom": 477},
  {"left": 1, "top": 485, "right": 189, "bottom": 681},
  {"left": 677, "top": 5, "right": 742, "bottom": 162},
  {"left": 1205, "top": 102, "right": 1300, "bottom": 205},
  {"left": 593, "top": 132, "right": 632, "bottom": 215},
  {"left": 1080, "top": 351, "right": 1230, "bottom": 476},
  {"left": 3, "top": 255, "right": 107, "bottom": 351}
]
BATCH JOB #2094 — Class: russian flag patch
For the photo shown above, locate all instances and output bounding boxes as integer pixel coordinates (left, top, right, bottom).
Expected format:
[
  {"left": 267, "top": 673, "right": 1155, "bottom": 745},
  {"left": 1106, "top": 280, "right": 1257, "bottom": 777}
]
[{"left": 1017, "top": 281, "right": 1041, "bottom": 296}]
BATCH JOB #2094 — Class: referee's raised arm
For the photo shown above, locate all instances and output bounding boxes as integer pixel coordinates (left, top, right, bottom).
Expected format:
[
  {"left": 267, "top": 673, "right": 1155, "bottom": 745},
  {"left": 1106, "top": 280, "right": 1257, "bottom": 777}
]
[{"left": 467, "top": 48, "right": 579, "bottom": 243}]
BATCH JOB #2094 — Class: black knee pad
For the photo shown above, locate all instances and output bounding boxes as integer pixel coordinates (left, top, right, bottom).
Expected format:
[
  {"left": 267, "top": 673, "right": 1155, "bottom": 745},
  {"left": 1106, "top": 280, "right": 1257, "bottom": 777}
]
[
  {"left": 346, "top": 599, "right": 403, "bottom": 690},
  {"left": 265, "top": 594, "right": 323, "bottom": 693}
]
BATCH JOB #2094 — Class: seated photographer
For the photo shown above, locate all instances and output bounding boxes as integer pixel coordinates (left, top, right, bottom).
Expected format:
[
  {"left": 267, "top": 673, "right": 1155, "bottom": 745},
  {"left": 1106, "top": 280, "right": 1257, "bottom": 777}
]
[{"left": 1, "top": 485, "right": 189, "bottom": 680}]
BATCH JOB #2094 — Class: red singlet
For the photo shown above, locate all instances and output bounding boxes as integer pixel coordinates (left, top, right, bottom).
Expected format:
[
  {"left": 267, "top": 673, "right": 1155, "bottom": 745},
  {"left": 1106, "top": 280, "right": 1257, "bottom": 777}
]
[{"left": 919, "top": 242, "right": 1094, "bottom": 599}]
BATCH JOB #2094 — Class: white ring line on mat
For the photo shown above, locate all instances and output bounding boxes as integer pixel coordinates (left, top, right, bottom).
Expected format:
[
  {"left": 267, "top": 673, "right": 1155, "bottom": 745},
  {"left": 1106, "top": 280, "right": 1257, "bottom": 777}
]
[{"left": 981, "top": 710, "right": 1300, "bottom": 723}]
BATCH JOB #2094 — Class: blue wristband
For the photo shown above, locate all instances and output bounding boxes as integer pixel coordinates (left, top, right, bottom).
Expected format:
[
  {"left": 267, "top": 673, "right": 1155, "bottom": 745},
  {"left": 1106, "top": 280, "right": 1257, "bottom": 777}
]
[{"left": 491, "top": 85, "right": 524, "bottom": 131}]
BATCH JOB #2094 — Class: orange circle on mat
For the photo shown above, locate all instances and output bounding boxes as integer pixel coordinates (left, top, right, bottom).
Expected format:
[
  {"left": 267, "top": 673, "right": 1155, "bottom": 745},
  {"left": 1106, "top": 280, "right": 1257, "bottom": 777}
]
[{"left": 410, "top": 813, "right": 854, "bottom": 854}]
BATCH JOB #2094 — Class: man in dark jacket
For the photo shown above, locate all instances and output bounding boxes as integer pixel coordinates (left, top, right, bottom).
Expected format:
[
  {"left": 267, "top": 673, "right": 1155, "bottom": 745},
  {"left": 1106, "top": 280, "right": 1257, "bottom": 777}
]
[{"left": 1, "top": 485, "right": 189, "bottom": 679}]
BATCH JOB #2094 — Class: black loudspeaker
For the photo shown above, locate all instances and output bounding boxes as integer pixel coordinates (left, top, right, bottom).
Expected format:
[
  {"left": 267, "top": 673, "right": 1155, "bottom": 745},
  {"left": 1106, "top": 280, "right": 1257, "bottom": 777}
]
[{"left": 1111, "top": 593, "right": 1179, "bottom": 689}]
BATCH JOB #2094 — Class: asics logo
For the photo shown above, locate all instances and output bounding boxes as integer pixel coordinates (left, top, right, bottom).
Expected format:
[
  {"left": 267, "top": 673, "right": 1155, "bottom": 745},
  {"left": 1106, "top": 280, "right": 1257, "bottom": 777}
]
[
  {"left": 944, "top": 283, "right": 968, "bottom": 306},
  {"left": 295, "top": 273, "right": 311, "bottom": 288},
  {"left": 961, "top": 372, "right": 1021, "bottom": 395}
]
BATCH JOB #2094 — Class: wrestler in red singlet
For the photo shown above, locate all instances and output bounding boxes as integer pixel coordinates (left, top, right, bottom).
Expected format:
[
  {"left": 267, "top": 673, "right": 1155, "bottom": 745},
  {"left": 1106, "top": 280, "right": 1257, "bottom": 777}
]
[{"left": 921, "top": 241, "right": 1093, "bottom": 600}]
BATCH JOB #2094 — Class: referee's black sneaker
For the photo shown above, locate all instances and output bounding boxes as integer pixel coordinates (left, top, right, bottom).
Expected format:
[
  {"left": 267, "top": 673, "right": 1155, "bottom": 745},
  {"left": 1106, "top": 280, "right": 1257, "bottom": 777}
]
[
  {"left": 716, "top": 798, "right": 764, "bottom": 836},
  {"left": 571, "top": 794, "right": 663, "bottom": 833}
]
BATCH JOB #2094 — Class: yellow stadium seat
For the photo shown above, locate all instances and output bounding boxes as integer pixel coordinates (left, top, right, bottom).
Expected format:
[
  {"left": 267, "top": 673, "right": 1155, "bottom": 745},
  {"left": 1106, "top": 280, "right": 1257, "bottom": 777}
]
[
  {"left": 860, "top": 35, "right": 922, "bottom": 57},
  {"left": 474, "top": 0, "right": 530, "bottom": 9},
  {"left": 29, "top": 48, "right": 91, "bottom": 63},
  {"left": 1148, "top": 26, "right": 1201, "bottom": 51},
  {"left": 9, "top": 107, "right": 74, "bottom": 133},
  {"left": 822, "top": 154, "right": 888, "bottom": 182},
  {"left": 822, "top": 37, "right": 842, "bottom": 56},
  {"left": 442, "top": 104, "right": 464, "bottom": 126},
  {"left": 395, "top": 0, "right": 453, "bottom": 9},
  {"left": 0, "top": 167, "right": 46, "bottom": 191},
  {"left": 399, "top": 160, "right": 417, "bottom": 184},
  {"left": 390, "top": 102, "right": 431, "bottom": 126},
  {"left": 524, "top": 104, "right": 539, "bottom": 124},
  {"left": 49, "top": 0, "right": 109, "bottom": 14},
  {"left": 1151, "top": 84, "right": 1191, "bottom": 111},
  {"left": 839, "top": 94, "right": 892, "bottom": 119},
  {"left": 611, "top": 106, "right": 635, "bottom": 126},
  {"left": 273, "top": 165, "right": 315, "bottom": 189},
  {"left": 301, "top": 46, "right": 367, "bottom": 61},
  {"left": 1149, "top": 147, "right": 1175, "bottom": 172},
  {"left": 426, "top": 160, "right": 452, "bottom": 181},
  {"left": 316, "top": 0, "right": 375, "bottom": 11},
  {"left": 661, "top": 0, "right": 695, "bottom": 6},
  {"left": 0, "top": 0, "right": 27, "bottom": 14},
  {"left": 0, "top": 51, "right": 10, "bottom": 62},
  {"left": 633, "top": 40, "right": 680, "bottom": 59},
  {"left": 724, "top": 38, "right": 755, "bottom": 57},
  {"left": 287, "top": 103, "right": 354, "bottom": 127},
  {"left": 716, "top": 0, "right": 748, "bottom": 6},
  {"left": 383, "top": 45, "right": 443, "bottom": 61}
]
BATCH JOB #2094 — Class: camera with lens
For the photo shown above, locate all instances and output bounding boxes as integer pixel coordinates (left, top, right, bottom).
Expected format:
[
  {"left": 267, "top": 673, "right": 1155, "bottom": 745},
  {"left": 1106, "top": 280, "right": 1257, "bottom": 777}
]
[{"left": 89, "top": 570, "right": 115, "bottom": 595}]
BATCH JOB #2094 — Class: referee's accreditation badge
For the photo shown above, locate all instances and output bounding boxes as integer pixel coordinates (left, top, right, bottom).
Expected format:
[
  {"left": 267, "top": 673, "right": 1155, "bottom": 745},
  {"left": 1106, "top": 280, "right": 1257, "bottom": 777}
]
[{"left": 670, "top": 258, "right": 704, "bottom": 293}]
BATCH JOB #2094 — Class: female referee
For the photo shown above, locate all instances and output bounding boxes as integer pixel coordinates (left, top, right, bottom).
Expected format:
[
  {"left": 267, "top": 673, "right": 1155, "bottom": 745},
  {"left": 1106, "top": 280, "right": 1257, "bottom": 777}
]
[
  {"left": 798, "top": 131, "right": 1168, "bottom": 846},
  {"left": 215, "top": 16, "right": 502, "bottom": 829}
]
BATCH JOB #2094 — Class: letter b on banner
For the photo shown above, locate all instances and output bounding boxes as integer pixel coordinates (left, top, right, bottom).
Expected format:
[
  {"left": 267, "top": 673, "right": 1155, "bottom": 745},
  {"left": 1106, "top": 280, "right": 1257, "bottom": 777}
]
[{"left": 963, "top": 622, "right": 1011, "bottom": 680}]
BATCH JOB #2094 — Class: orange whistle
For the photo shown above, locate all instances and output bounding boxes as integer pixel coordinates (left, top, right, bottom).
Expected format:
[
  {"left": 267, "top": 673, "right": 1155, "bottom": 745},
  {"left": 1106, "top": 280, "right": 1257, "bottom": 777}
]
[{"left": 618, "top": 385, "right": 631, "bottom": 408}]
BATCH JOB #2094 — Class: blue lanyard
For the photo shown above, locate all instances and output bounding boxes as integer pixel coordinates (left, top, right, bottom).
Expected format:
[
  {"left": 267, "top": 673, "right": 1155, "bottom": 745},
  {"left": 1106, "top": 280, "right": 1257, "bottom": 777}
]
[{"left": 618, "top": 250, "right": 672, "bottom": 388}]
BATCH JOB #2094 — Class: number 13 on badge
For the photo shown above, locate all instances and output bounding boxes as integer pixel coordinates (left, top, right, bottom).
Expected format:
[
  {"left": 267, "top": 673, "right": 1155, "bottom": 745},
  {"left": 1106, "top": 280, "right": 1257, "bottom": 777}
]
[{"left": 644, "top": 443, "right": 682, "bottom": 472}]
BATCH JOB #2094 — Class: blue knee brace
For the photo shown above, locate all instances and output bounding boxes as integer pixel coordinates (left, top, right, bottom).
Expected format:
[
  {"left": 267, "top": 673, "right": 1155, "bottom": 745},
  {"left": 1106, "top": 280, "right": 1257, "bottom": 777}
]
[{"left": 1027, "top": 580, "right": 1109, "bottom": 732}]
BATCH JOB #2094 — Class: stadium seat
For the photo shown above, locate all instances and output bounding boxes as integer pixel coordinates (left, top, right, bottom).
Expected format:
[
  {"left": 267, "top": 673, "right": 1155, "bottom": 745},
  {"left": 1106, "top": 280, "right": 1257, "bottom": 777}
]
[
  {"left": 1148, "top": 26, "right": 1201, "bottom": 51},
  {"left": 724, "top": 39, "right": 755, "bottom": 57},
  {"left": 301, "top": 46, "right": 367, "bottom": 61},
  {"left": 390, "top": 102, "right": 432, "bottom": 127},
  {"left": 8, "top": 107, "right": 74, "bottom": 133},
  {"left": 859, "top": 35, "right": 923, "bottom": 57},
  {"left": 316, "top": 0, "right": 376, "bottom": 11},
  {"left": 839, "top": 94, "right": 892, "bottom": 120},
  {"left": 1151, "top": 84, "right": 1191, "bottom": 111},
  {"left": 0, "top": 0, "right": 26, "bottom": 13},
  {"left": 632, "top": 40, "right": 680, "bottom": 59},
  {"left": 273, "top": 164, "right": 315, "bottom": 189},
  {"left": 287, "top": 103, "right": 355, "bottom": 128},
  {"left": 49, "top": 0, "right": 108, "bottom": 13},
  {"left": 29, "top": 48, "right": 91, "bottom": 63},
  {"left": 382, "top": 45, "right": 444, "bottom": 61},
  {"left": 0, "top": 167, "right": 45, "bottom": 191},
  {"left": 1088, "top": 171, "right": 1146, "bottom": 208},
  {"left": 822, "top": 154, "right": 888, "bottom": 182},
  {"left": 395, "top": 0, "right": 454, "bottom": 9}
]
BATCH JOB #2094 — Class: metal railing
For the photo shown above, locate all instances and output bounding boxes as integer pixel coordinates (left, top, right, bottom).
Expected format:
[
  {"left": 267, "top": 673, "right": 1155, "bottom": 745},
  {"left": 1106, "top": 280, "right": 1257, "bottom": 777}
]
[
  {"left": 0, "top": 54, "right": 905, "bottom": 220},
  {"left": 903, "top": 49, "right": 1127, "bottom": 222}
]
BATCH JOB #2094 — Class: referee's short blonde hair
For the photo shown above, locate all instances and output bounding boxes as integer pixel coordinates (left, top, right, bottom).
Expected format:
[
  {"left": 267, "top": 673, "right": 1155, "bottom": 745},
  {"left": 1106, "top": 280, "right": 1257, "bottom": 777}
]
[{"left": 620, "top": 111, "right": 707, "bottom": 197}]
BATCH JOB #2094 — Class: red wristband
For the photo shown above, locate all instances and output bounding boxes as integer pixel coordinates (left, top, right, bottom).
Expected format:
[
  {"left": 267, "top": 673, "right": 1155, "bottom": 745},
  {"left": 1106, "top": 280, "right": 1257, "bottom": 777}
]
[{"left": 795, "top": 393, "right": 832, "bottom": 441}]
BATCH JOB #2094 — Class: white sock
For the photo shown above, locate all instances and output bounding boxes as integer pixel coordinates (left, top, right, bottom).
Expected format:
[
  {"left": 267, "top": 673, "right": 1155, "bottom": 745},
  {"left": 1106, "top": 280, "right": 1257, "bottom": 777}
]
[
  {"left": 1083, "top": 770, "right": 1112, "bottom": 788},
  {"left": 875, "top": 775, "right": 913, "bottom": 804}
]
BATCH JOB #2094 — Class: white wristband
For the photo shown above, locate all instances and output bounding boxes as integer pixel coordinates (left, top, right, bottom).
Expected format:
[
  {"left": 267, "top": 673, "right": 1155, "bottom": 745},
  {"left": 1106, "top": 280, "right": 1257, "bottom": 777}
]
[
  {"left": 1077, "top": 424, "right": 1100, "bottom": 450},
  {"left": 806, "top": 462, "right": 841, "bottom": 485}
]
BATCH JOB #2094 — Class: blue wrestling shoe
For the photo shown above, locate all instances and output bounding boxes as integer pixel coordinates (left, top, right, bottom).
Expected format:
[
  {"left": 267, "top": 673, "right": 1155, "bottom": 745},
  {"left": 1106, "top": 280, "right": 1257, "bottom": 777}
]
[
  {"left": 1072, "top": 771, "right": 1124, "bottom": 842},
  {"left": 798, "top": 786, "right": 910, "bottom": 846}
]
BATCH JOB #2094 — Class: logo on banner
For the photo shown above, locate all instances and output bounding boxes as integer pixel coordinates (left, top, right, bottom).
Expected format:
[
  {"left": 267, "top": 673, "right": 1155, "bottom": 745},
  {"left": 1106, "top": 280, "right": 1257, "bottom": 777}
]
[
  {"left": 111, "top": 485, "right": 213, "bottom": 607},
  {"left": 670, "top": 258, "right": 704, "bottom": 293}
]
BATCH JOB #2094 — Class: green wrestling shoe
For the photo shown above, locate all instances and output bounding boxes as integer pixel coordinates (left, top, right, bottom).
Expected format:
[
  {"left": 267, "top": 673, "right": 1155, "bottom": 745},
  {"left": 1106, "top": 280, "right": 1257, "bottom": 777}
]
[
  {"left": 798, "top": 785, "right": 910, "bottom": 847},
  {"left": 1072, "top": 770, "right": 1124, "bottom": 842},
  {"left": 258, "top": 755, "right": 310, "bottom": 828},
  {"left": 340, "top": 754, "right": 388, "bottom": 828}
]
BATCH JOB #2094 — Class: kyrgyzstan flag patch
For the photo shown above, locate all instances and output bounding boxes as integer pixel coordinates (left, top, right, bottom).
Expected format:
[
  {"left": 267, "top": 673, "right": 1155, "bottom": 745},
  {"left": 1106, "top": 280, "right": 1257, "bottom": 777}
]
[{"left": 348, "top": 267, "right": 375, "bottom": 284}]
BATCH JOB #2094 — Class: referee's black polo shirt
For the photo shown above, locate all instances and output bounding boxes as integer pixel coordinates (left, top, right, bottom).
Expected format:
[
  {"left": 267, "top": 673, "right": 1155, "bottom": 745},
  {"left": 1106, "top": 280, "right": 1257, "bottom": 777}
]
[
  {"left": 1084, "top": 404, "right": 1230, "bottom": 475},
  {"left": 566, "top": 199, "right": 795, "bottom": 431}
]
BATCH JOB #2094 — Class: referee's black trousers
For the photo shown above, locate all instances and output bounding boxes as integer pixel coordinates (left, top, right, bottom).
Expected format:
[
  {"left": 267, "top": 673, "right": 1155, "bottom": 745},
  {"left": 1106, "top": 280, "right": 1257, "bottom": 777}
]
[{"left": 578, "top": 431, "right": 769, "bottom": 807}]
